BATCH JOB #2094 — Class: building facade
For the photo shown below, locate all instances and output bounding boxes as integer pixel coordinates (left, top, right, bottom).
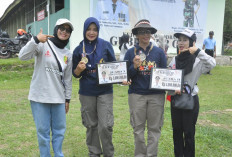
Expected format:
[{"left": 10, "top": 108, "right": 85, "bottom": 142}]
[{"left": 0, "top": 0, "right": 69, "bottom": 38}]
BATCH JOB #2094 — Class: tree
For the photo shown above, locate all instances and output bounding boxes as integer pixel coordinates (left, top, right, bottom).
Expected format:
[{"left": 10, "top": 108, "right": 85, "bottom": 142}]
[{"left": 223, "top": 0, "right": 232, "bottom": 43}]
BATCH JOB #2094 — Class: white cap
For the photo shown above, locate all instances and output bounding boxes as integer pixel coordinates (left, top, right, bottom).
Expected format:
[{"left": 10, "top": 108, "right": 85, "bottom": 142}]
[
  {"left": 55, "top": 18, "right": 74, "bottom": 31},
  {"left": 174, "top": 29, "right": 196, "bottom": 41}
]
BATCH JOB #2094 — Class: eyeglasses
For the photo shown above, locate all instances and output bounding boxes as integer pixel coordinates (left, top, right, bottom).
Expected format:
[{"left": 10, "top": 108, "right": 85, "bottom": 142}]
[
  {"left": 59, "top": 26, "right": 72, "bottom": 34},
  {"left": 137, "top": 30, "right": 151, "bottom": 35}
]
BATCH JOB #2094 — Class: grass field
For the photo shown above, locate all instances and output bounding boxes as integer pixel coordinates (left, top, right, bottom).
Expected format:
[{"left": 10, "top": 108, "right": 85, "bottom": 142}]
[{"left": 0, "top": 58, "right": 232, "bottom": 157}]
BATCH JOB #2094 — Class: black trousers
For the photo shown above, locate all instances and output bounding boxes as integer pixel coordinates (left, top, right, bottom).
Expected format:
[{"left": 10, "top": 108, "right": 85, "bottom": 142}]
[
  {"left": 205, "top": 49, "right": 214, "bottom": 73},
  {"left": 171, "top": 95, "right": 199, "bottom": 157},
  {"left": 205, "top": 49, "right": 214, "bottom": 57}
]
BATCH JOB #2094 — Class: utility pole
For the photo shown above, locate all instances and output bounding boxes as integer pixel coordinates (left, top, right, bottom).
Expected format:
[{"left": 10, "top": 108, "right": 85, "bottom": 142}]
[
  {"left": 34, "top": 0, "right": 36, "bottom": 35},
  {"left": 47, "top": 0, "right": 50, "bottom": 34}
]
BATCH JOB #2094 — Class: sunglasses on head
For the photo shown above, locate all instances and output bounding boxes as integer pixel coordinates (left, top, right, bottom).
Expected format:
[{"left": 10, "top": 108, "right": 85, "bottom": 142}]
[
  {"left": 137, "top": 30, "right": 151, "bottom": 35},
  {"left": 59, "top": 25, "right": 72, "bottom": 34}
]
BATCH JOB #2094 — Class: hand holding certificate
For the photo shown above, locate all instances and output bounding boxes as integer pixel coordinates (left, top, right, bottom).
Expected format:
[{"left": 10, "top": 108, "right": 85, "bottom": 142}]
[
  {"left": 97, "top": 61, "right": 129, "bottom": 85},
  {"left": 150, "top": 68, "right": 183, "bottom": 91}
]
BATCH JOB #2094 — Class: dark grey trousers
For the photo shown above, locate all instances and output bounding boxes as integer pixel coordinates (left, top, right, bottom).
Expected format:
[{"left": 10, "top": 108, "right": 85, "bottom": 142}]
[{"left": 79, "top": 94, "right": 114, "bottom": 157}]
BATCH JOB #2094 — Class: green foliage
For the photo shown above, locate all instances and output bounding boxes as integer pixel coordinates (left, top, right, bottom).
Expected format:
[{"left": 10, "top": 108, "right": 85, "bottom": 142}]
[
  {"left": 0, "top": 60, "right": 232, "bottom": 156},
  {"left": 224, "top": 0, "right": 232, "bottom": 43},
  {"left": 224, "top": 48, "right": 232, "bottom": 55}
]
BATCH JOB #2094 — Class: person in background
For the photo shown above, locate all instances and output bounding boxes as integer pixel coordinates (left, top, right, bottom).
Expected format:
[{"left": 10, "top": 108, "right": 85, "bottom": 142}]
[
  {"left": 119, "top": 33, "right": 131, "bottom": 61},
  {"left": 202, "top": 31, "right": 216, "bottom": 74},
  {"left": 169, "top": 29, "right": 216, "bottom": 157},
  {"left": 72, "top": 17, "right": 116, "bottom": 157},
  {"left": 123, "top": 19, "right": 167, "bottom": 157},
  {"left": 150, "top": 34, "right": 158, "bottom": 47},
  {"left": 157, "top": 34, "right": 169, "bottom": 60},
  {"left": 18, "top": 18, "right": 74, "bottom": 157}
]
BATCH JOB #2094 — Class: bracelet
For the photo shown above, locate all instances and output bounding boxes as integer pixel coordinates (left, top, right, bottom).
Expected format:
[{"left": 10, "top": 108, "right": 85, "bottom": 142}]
[{"left": 65, "top": 99, "right": 70, "bottom": 103}]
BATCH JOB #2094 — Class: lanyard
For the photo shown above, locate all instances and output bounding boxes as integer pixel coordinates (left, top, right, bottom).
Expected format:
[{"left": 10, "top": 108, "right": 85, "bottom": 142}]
[
  {"left": 134, "top": 44, "right": 154, "bottom": 56},
  {"left": 82, "top": 42, "right": 97, "bottom": 57}
]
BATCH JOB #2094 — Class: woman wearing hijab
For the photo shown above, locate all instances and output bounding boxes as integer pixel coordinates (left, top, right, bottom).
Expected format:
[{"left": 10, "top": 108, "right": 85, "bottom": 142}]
[
  {"left": 72, "top": 17, "right": 116, "bottom": 157},
  {"left": 19, "top": 18, "right": 74, "bottom": 157},
  {"left": 169, "top": 29, "right": 216, "bottom": 157}
]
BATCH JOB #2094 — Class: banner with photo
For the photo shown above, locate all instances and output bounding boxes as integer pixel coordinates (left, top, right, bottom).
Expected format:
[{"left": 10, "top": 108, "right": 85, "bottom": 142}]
[{"left": 90, "top": 0, "right": 208, "bottom": 53}]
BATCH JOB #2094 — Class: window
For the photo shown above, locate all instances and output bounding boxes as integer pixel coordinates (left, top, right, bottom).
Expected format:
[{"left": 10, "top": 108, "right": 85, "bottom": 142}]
[{"left": 55, "top": 0, "right": 64, "bottom": 12}]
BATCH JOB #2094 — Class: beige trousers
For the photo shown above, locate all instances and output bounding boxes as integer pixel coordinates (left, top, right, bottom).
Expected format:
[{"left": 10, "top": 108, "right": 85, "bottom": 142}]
[{"left": 129, "top": 93, "right": 165, "bottom": 157}]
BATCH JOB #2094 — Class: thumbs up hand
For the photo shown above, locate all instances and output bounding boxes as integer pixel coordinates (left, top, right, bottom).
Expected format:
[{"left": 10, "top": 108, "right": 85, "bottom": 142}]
[{"left": 37, "top": 28, "right": 54, "bottom": 43}]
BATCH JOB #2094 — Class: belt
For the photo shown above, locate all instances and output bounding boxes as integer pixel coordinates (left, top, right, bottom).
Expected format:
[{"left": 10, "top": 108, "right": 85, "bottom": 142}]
[{"left": 206, "top": 49, "right": 214, "bottom": 52}]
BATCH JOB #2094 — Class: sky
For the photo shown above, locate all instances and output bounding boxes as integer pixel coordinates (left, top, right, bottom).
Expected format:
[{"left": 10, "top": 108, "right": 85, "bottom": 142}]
[{"left": 0, "top": 0, "right": 14, "bottom": 18}]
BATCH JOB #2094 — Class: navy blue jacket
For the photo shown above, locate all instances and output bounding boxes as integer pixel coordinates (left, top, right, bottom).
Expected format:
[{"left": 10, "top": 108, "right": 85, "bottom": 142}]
[
  {"left": 72, "top": 17, "right": 116, "bottom": 96},
  {"left": 124, "top": 43, "right": 167, "bottom": 95}
]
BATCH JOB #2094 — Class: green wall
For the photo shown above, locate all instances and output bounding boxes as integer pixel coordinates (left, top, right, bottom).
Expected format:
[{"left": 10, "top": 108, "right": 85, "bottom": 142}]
[{"left": 26, "top": 0, "right": 70, "bottom": 47}]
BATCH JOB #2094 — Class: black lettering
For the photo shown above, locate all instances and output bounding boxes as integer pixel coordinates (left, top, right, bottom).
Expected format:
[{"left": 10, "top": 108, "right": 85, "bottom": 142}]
[
  {"left": 110, "top": 36, "right": 118, "bottom": 45},
  {"left": 172, "top": 40, "right": 178, "bottom": 48}
]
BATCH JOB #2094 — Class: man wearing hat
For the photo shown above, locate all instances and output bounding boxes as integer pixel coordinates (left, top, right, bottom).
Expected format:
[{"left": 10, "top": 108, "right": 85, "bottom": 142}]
[
  {"left": 123, "top": 19, "right": 167, "bottom": 157},
  {"left": 202, "top": 31, "right": 216, "bottom": 74}
]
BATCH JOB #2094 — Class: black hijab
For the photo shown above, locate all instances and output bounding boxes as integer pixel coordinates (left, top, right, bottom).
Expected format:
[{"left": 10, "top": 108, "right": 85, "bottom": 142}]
[
  {"left": 49, "top": 25, "right": 71, "bottom": 49},
  {"left": 175, "top": 38, "right": 196, "bottom": 75}
]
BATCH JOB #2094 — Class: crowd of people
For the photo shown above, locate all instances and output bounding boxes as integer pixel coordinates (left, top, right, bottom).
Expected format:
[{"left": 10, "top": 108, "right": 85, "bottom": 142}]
[{"left": 19, "top": 16, "right": 216, "bottom": 157}]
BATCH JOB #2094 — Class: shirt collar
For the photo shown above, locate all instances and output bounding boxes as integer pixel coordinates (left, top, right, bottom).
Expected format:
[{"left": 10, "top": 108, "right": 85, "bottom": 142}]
[{"left": 135, "top": 42, "right": 152, "bottom": 52}]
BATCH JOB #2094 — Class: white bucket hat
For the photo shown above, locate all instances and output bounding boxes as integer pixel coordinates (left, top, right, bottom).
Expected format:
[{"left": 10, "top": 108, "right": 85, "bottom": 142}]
[{"left": 55, "top": 18, "right": 74, "bottom": 31}]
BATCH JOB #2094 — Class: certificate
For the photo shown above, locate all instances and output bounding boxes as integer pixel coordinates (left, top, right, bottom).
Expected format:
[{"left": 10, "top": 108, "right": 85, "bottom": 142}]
[
  {"left": 97, "top": 61, "right": 129, "bottom": 85},
  {"left": 150, "top": 68, "right": 183, "bottom": 91}
]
